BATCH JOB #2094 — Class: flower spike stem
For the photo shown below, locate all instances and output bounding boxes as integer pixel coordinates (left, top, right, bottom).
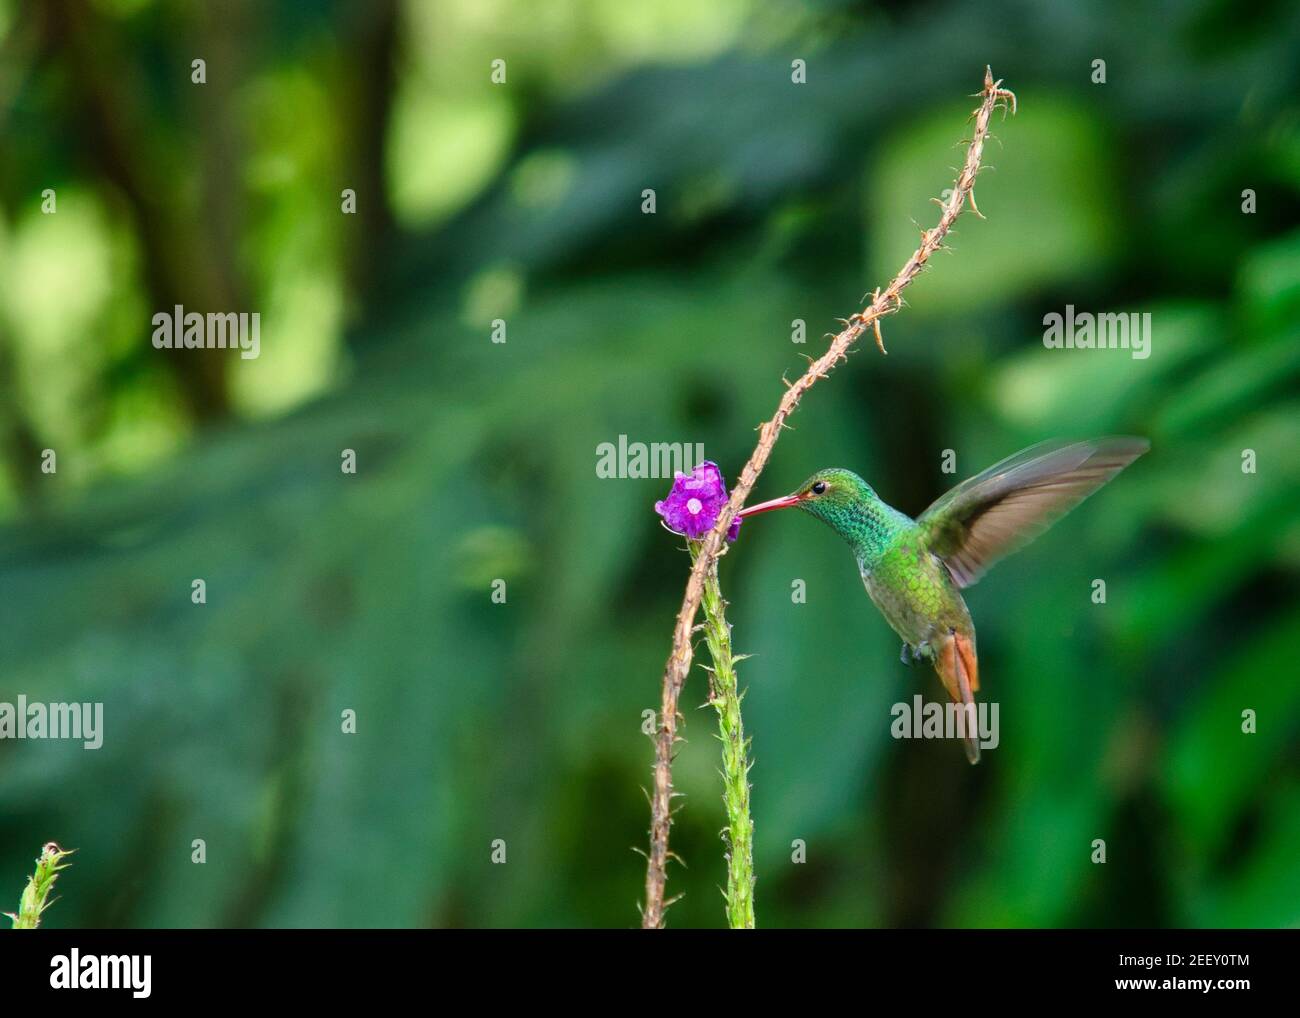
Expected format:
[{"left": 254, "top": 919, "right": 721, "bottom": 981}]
[
  {"left": 6, "top": 842, "right": 74, "bottom": 929},
  {"left": 691, "top": 540, "right": 755, "bottom": 929},
  {"left": 641, "top": 68, "right": 1015, "bottom": 928}
]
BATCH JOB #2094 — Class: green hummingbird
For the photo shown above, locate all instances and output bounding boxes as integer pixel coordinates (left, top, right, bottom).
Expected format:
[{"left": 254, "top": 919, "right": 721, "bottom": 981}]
[{"left": 737, "top": 437, "right": 1149, "bottom": 763}]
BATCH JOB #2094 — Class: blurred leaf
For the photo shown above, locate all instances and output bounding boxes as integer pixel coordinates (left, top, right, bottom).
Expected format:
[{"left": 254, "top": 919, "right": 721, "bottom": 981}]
[{"left": 1163, "top": 608, "right": 1300, "bottom": 860}]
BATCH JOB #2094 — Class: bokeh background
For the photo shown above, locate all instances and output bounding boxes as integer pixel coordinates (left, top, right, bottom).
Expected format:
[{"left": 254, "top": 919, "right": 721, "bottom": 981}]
[{"left": 1, "top": 0, "right": 1298, "bottom": 928}]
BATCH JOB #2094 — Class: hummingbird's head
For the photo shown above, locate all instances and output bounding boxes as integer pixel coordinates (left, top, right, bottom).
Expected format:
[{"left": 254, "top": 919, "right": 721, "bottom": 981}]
[{"left": 738, "top": 468, "right": 879, "bottom": 539}]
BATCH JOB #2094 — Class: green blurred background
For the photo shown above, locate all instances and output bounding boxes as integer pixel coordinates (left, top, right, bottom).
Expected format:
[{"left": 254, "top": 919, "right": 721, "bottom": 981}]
[{"left": 1, "top": 0, "right": 1298, "bottom": 928}]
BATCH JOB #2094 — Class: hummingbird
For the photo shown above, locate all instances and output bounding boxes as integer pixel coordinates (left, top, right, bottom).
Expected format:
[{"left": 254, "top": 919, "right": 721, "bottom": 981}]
[{"left": 737, "top": 437, "right": 1149, "bottom": 763}]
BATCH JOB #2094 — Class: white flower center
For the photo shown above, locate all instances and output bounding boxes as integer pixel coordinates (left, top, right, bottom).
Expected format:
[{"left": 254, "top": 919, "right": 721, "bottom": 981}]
[{"left": 686, "top": 498, "right": 703, "bottom": 515}]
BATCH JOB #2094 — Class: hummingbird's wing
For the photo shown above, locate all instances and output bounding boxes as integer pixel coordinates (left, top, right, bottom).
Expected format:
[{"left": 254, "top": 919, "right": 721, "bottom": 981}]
[{"left": 916, "top": 437, "right": 1149, "bottom": 588}]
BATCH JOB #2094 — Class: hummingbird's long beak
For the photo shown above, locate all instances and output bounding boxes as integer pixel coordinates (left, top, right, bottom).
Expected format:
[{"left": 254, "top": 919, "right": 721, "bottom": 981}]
[{"left": 737, "top": 493, "right": 803, "bottom": 517}]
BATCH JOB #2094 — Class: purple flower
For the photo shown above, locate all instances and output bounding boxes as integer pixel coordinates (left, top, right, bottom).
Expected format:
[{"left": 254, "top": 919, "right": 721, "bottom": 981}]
[{"left": 654, "top": 461, "right": 742, "bottom": 541}]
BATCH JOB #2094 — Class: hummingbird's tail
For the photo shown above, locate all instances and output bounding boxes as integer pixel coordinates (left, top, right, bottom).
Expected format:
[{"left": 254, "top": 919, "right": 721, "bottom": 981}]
[{"left": 933, "top": 629, "right": 981, "bottom": 764}]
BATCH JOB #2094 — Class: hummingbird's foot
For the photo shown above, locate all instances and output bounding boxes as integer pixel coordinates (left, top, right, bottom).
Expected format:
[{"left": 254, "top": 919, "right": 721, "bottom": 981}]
[{"left": 900, "top": 642, "right": 913, "bottom": 665}]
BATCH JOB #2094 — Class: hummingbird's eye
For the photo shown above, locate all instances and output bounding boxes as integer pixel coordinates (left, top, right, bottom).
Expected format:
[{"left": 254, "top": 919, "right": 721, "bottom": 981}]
[{"left": 810, "top": 481, "right": 827, "bottom": 495}]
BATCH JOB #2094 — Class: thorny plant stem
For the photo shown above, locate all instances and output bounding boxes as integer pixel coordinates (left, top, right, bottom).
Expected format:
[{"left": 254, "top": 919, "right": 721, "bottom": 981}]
[
  {"left": 641, "top": 67, "right": 1016, "bottom": 928},
  {"left": 691, "top": 541, "right": 755, "bottom": 929}
]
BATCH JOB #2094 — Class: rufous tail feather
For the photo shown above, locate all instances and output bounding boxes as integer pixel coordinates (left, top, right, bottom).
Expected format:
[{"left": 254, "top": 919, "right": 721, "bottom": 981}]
[{"left": 933, "top": 629, "right": 981, "bottom": 764}]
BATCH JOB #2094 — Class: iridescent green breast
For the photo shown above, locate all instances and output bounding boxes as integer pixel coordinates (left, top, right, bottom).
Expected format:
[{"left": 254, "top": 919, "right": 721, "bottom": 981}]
[{"left": 859, "top": 524, "right": 972, "bottom": 648}]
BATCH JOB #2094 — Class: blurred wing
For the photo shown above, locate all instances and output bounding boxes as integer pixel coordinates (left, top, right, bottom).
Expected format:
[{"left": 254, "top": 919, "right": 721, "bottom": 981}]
[{"left": 917, "top": 437, "right": 1149, "bottom": 588}]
